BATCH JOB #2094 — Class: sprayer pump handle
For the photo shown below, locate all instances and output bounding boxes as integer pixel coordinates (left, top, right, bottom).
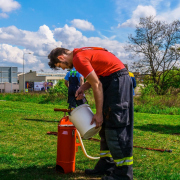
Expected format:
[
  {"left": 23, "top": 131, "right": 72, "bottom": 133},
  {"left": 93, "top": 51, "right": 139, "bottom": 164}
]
[{"left": 54, "top": 108, "right": 71, "bottom": 112}]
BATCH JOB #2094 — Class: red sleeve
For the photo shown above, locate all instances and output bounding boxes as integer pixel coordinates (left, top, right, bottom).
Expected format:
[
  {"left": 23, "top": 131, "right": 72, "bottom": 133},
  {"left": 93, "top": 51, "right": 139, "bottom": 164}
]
[{"left": 73, "top": 55, "right": 94, "bottom": 78}]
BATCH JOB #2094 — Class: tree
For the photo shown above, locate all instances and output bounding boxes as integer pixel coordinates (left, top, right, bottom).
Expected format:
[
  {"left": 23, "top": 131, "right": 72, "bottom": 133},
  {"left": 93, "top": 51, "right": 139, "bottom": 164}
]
[{"left": 126, "top": 16, "right": 180, "bottom": 94}]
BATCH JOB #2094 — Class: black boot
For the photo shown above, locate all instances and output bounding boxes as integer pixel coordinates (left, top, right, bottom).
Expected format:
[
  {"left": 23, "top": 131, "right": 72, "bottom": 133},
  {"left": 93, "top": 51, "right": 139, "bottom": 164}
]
[
  {"left": 101, "top": 165, "right": 133, "bottom": 180},
  {"left": 85, "top": 157, "right": 115, "bottom": 176}
]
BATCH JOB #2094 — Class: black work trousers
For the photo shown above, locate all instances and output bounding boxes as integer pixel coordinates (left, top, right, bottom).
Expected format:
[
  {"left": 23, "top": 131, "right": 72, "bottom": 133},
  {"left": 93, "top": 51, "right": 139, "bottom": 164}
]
[
  {"left": 99, "top": 68, "right": 134, "bottom": 180},
  {"left": 68, "top": 75, "right": 85, "bottom": 109},
  {"left": 68, "top": 85, "right": 84, "bottom": 108}
]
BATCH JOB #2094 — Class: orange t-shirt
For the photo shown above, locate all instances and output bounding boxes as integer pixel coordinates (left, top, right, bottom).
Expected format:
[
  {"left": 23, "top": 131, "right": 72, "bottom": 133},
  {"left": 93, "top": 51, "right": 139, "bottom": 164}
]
[{"left": 73, "top": 48, "right": 125, "bottom": 78}]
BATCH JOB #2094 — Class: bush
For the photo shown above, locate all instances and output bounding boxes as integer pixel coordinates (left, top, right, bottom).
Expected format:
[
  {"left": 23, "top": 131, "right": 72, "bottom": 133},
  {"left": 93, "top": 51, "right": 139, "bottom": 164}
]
[
  {"left": 141, "top": 68, "right": 180, "bottom": 95},
  {"left": 1, "top": 80, "right": 180, "bottom": 115},
  {"left": 140, "top": 83, "right": 157, "bottom": 96},
  {"left": 134, "top": 93, "right": 180, "bottom": 115},
  {"left": 38, "top": 80, "right": 68, "bottom": 105},
  {"left": 47, "top": 80, "right": 68, "bottom": 100}
]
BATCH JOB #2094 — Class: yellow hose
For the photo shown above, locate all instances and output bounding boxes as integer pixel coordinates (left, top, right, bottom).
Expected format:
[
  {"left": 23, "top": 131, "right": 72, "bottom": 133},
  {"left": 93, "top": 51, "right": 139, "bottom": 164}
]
[{"left": 76, "top": 130, "right": 100, "bottom": 160}]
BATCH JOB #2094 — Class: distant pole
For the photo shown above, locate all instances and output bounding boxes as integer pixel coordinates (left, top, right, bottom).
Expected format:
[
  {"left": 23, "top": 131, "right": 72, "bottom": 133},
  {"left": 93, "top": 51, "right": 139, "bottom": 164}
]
[
  {"left": 11, "top": 67, "right": 12, "bottom": 93},
  {"left": 23, "top": 52, "right": 31, "bottom": 92}
]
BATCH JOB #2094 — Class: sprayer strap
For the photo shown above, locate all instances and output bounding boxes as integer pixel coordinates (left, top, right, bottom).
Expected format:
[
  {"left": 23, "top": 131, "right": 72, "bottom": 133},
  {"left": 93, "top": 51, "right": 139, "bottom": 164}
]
[
  {"left": 74, "top": 47, "right": 108, "bottom": 56},
  {"left": 70, "top": 70, "right": 77, "bottom": 77}
]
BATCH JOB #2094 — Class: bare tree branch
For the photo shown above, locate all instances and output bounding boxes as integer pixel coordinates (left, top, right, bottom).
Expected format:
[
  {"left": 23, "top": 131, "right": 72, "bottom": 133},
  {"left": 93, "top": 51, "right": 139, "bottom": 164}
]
[{"left": 126, "top": 16, "right": 180, "bottom": 94}]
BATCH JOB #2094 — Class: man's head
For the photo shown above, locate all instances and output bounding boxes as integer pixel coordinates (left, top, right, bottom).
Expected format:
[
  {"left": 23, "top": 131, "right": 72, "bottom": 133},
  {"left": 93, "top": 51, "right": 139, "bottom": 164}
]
[{"left": 48, "top": 47, "right": 73, "bottom": 70}]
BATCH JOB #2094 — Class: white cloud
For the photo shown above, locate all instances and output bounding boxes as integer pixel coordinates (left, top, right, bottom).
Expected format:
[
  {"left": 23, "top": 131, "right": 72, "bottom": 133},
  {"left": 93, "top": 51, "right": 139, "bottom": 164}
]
[
  {"left": 150, "top": 0, "right": 164, "bottom": 7},
  {"left": 113, "top": 0, "right": 152, "bottom": 21},
  {"left": 0, "top": 0, "right": 20, "bottom": 12},
  {"left": 118, "top": 3, "right": 180, "bottom": 27},
  {"left": 115, "top": 0, "right": 180, "bottom": 29},
  {"left": 0, "top": 24, "right": 133, "bottom": 72},
  {"left": 54, "top": 24, "right": 86, "bottom": 49},
  {"left": 0, "top": 44, "right": 49, "bottom": 72},
  {"left": 0, "top": 12, "right": 8, "bottom": 18},
  {"left": 0, "top": 25, "right": 62, "bottom": 56},
  {"left": 53, "top": 24, "right": 129, "bottom": 61},
  {"left": 119, "top": 5, "right": 156, "bottom": 28},
  {"left": 70, "top": 19, "right": 95, "bottom": 31},
  {"left": 0, "top": 25, "right": 62, "bottom": 72},
  {"left": 156, "top": 6, "right": 180, "bottom": 22},
  {"left": 38, "top": 25, "right": 55, "bottom": 41},
  {"left": 0, "top": 44, "right": 32, "bottom": 64}
]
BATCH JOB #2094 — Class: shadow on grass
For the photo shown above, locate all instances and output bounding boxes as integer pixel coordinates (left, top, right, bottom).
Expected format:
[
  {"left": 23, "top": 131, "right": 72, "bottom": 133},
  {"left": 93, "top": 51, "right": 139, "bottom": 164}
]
[
  {"left": 134, "top": 124, "right": 180, "bottom": 135},
  {"left": 0, "top": 165, "right": 101, "bottom": 180},
  {"left": 22, "top": 118, "right": 59, "bottom": 123}
]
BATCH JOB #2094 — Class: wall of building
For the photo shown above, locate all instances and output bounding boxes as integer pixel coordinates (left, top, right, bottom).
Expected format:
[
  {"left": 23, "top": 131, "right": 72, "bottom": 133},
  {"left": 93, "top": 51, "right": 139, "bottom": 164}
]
[
  {"left": 19, "top": 72, "right": 46, "bottom": 91},
  {"left": 0, "top": 67, "right": 18, "bottom": 83},
  {"left": 45, "top": 76, "right": 65, "bottom": 85},
  {"left": 18, "top": 71, "right": 66, "bottom": 91},
  {"left": 0, "top": 83, "right": 19, "bottom": 93},
  {"left": 0, "top": 67, "right": 19, "bottom": 93}
]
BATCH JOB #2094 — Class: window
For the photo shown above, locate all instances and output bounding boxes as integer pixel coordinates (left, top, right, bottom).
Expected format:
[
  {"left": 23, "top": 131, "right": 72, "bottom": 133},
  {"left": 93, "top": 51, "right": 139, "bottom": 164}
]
[{"left": 13, "top": 89, "right": 16, "bottom": 93}]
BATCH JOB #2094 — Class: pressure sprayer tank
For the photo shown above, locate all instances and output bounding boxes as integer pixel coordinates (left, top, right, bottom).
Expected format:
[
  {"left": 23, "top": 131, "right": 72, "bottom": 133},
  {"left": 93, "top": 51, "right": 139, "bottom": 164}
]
[{"left": 56, "top": 116, "right": 80, "bottom": 173}]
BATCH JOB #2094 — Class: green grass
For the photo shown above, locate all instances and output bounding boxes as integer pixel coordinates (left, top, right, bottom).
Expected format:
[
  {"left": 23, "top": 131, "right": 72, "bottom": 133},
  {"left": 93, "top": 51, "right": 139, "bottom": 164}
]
[{"left": 0, "top": 100, "right": 180, "bottom": 180}]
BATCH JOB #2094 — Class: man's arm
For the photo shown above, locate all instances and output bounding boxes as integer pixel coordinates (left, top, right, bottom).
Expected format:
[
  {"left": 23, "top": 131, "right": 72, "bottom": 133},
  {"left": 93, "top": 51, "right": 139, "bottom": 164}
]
[
  {"left": 75, "top": 71, "right": 103, "bottom": 128},
  {"left": 64, "top": 80, "right": 69, "bottom": 88},
  {"left": 64, "top": 72, "right": 69, "bottom": 88},
  {"left": 86, "top": 71, "right": 103, "bottom": 128},
  {"left": 80, "top": 76, "right": 84, "bottom": 86},
  {"left": 75, "top": 81, "right": 91, "bottom": 100},
  {"left": 132, "top": 77, "right": 136, "bottom": 88}
]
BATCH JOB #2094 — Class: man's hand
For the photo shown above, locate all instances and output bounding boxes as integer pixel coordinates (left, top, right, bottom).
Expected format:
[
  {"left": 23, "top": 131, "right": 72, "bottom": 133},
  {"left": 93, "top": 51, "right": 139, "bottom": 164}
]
[
  {"left": 75, "top": 81, "right": 91, "bottom": 100},
  {"left": 91, "top": 113, "right": 103, "bottom": 128},
  {"left": 75, "top": 87, "right": 84, "bottom": 100}
]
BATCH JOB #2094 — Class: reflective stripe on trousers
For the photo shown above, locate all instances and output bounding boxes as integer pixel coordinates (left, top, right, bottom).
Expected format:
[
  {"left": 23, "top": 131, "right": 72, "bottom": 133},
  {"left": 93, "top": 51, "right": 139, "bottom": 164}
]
[
  {"left": 100, "top": 150, "right": 112, "bottom": 158},
  {"left": 100, "top": 150, "right": 133, "bottom": 166},
  {"left": 114, "top": 156, "right": 133, "bottom": 166}
]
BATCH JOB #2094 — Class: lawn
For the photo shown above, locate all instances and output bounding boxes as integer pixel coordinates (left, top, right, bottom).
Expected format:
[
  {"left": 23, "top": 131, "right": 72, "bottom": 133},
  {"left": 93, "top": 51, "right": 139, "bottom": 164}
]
[{"left": 0, "top": 100, "right": 180, "bottom": 180}]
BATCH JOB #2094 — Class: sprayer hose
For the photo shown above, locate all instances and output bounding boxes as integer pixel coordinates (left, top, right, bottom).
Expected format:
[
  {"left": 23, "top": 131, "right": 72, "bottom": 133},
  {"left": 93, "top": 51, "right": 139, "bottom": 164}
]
[{"left": 76, "top": 130, "right": 100, "bottom": 160}]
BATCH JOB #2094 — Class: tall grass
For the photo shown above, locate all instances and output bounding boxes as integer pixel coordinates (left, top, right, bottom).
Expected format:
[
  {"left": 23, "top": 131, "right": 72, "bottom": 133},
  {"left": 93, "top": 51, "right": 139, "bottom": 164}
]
[
  {"left": 0, "top": 89, "right": 95, "bottom": 109},
  {"left": 0, "top": 92, "right": 46, "bottom": 103},
  {"left": 134, "top": 94, "right": 180, "bottom": 115}
]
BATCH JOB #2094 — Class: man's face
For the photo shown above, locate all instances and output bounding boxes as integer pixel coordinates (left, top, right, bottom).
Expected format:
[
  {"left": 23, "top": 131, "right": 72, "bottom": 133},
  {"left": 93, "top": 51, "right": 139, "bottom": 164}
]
[
  {"left": 55, "top": 62, "right": 67, "bottom": 70},
  {"left": 55, "top": 54, "right": 73, "bottom": 70},
  {"left": 67, "top": 61, "right": 74, "bottom": 69},
  {"left": 55, "top": 62, "right": 73, "bottom": 70}
]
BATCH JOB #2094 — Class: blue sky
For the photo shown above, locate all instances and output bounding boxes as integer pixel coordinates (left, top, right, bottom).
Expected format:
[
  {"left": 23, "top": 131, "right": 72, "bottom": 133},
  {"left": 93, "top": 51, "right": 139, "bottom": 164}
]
[{"left": 0, "top": 0, "right": 180, "bottom": 72}]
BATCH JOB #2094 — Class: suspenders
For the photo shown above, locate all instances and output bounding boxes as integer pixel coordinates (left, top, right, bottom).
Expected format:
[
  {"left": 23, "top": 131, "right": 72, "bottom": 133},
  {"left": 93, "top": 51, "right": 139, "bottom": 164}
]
[
  {"left": 70, "top": 70, "right": 77, "bottom": 77},
  {"left": 73, "top": 47, "right": 108, "bottom": 56}
]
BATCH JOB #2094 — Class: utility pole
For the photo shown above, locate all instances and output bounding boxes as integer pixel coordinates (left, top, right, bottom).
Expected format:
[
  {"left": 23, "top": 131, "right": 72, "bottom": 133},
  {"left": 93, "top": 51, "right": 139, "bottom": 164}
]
[{"left": 23, "top": 52, "right": 31, "bottom": 92}]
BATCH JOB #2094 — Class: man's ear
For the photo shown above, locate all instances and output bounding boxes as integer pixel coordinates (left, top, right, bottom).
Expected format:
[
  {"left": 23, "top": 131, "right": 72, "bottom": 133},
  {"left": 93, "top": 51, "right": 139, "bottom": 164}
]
[{"left": 57, "top": 55, "right": 65, "bottom": 61}]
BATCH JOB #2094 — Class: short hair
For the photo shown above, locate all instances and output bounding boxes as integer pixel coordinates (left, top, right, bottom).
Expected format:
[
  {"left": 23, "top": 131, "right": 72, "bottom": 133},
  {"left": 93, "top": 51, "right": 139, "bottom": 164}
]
[{"left": 48, "top": 47, "right": 69, "bottom": 69}]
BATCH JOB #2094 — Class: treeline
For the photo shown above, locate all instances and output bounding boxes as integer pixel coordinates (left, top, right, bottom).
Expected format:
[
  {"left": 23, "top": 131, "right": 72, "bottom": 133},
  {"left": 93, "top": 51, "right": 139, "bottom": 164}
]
[{"left": 0, "top": 79, "right": 180, "bottom": 115}]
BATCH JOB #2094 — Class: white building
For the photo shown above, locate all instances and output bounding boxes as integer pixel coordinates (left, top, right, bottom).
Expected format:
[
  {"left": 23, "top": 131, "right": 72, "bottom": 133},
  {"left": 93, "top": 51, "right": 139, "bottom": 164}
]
[
  {"left": 0, "top": 67, "right": 19, "bottom": 93},
  {"left": 18, "top": 71, "right": 66, "bottom": 92}
]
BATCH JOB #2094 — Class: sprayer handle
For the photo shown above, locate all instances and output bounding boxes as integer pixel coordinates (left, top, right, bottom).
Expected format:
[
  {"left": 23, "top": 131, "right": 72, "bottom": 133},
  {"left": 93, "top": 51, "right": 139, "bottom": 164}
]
[{"left": 54, "top": 108, "right": 71, "bottom": 112}]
